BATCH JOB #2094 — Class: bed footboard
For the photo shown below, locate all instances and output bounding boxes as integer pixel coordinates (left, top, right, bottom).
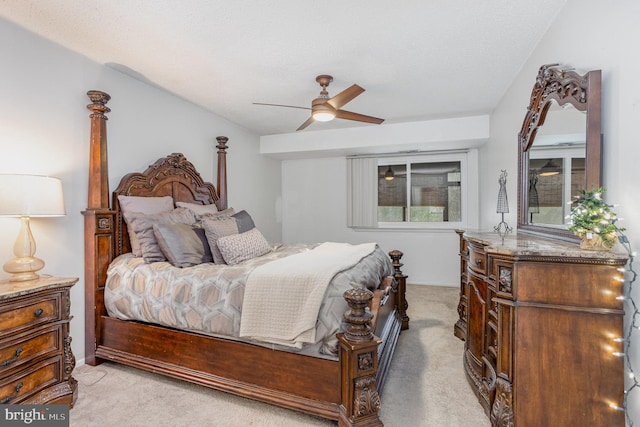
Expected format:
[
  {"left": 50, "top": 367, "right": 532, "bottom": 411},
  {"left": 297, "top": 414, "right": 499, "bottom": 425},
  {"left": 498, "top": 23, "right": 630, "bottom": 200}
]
[{"left": 339, "top": 250, "right": 408, "bottom": 427}]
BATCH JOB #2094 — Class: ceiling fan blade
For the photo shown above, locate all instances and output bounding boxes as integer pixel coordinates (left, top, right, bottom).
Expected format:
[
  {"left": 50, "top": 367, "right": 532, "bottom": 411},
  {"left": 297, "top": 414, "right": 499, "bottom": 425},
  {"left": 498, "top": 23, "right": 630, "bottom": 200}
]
[
  {"left": 253, "top": 102, "right": 311, "bottom": 111},
  {"left": 296, "top": 116, "right": 315, "bottom": 131},
  {"left": 326, "top": 84, "right": 365, "bottom": 110},
  {"left": 335, "top": 109, "right": 384, "bottom": 124}
]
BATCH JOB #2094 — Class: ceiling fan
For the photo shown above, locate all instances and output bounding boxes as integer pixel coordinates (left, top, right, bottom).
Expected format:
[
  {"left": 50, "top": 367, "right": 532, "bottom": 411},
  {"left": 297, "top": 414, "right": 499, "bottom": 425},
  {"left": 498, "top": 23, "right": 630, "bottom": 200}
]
[{"left": 254, "top": 75, "right": 385, "bottom": 131}]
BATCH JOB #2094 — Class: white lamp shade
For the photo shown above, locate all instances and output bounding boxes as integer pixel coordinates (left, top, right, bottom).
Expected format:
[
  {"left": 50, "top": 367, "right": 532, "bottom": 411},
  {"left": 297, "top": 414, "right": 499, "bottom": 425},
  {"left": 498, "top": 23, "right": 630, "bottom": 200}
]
[{"left": 0, "top": 174, "right": 66, "bottom": 217}]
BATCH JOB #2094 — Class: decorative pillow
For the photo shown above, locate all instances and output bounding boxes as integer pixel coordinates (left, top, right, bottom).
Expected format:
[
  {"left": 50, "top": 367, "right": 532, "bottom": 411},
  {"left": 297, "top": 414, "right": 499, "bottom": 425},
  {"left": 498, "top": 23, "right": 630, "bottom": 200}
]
[
  {"left": 176, "top": 201, "right": 218, "bottom": 216},
  {"left": 231, "top": 210, "right": 255, "bottom": 232},
  {"left": 118, "top": 195, "right": 174, "bottom": 256},
  {"left": 201, "top": 210, "right": 256, "bottom": 264},
  {"left": 201, "top": 218, "right": 240, "bottom": 264},
  {"left": 153, "top": 222, "right": 213, "bottom": 267},
  {"left": 199, "top": 207, "right": 236, "bottom": 221},
  {"left": 127, "top": 207, "right": 197, "bottom": 263},
  {"left": 216, "top": 228, "right": 272, "bottom": 265}
]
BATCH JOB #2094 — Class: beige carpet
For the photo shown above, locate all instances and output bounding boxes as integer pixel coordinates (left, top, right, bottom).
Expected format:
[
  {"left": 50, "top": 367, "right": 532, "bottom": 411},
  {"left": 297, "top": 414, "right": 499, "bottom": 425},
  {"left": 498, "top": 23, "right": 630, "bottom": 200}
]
[{"left": 70, "top": 285, "right": 488, "bottom": 427}]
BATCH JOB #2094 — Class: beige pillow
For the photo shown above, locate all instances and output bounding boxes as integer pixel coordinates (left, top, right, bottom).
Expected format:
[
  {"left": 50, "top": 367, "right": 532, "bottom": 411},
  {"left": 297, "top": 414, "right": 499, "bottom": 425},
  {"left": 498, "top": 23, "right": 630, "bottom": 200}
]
[
  {"left": 198, "top": 207, "right": 235, "bottom": 221},
  {"left": 118, "top": 195, "right": 174, "bottom": 256},
  {"left": 216, "top": 228, "right": 272, "bottom": 265},
  {"left": 201, "top": 217, "right": 240, "bottom": 264}
]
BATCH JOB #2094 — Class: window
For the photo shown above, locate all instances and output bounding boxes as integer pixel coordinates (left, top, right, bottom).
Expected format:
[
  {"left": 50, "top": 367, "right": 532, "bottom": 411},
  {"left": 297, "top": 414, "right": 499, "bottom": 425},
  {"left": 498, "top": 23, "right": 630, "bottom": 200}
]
[
  {"left": 348, "top": 151, "right": 476, "bottom": 229},
  {"left": 528, "top": 145, "right": 585, "bottom": 225}
]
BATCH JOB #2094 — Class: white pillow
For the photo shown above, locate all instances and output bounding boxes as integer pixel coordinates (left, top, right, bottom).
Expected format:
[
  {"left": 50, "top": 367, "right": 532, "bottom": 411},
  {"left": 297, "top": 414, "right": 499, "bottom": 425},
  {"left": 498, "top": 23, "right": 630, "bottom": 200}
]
[{"left": 118, "top": 195, "right": 174, "bottom": 256}]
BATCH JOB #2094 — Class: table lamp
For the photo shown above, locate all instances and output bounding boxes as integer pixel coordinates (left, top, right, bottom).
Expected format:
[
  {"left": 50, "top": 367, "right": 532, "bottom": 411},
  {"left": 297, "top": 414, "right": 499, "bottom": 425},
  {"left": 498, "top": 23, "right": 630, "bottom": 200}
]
[{"left": 0, "top": 174, "right": 66, "bottom": 282}]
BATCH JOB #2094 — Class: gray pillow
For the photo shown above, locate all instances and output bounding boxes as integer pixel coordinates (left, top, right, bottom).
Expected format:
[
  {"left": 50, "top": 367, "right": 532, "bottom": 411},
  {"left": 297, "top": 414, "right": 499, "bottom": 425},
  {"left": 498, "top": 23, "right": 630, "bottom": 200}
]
[
  {"left": 216, "top": 228, "right": 272, "bottom": 265},
  {"left": 118, "top": 195, "right": 174, "bottom": 256},
  {"left": 232, "top": 210, "right": 255, "bottom": 232},
  {"left": 153, "top": 223, "right": 213, "bottom": 267},
  {"left": 201, "top": 210, "right": 256, "bottom": 264},
  {"left": 128, "top": 207, "right": 197, "bottom": 263}
]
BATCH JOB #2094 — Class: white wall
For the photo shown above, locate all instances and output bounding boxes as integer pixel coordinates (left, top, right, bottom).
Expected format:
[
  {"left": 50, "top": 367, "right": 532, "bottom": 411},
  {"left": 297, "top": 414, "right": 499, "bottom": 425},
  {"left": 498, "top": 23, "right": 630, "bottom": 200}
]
[
  {"left": 487, "top": 0, "right": 640, "bottom": 422},
  {"left": 0, "top": 17, "right": 281, "bottom": 365},
  {"left": 272, "top": 117, "right": 489, "bottom": 286},
  {"left": 281, "top": 157, "right": 463, "bottom": 286}
]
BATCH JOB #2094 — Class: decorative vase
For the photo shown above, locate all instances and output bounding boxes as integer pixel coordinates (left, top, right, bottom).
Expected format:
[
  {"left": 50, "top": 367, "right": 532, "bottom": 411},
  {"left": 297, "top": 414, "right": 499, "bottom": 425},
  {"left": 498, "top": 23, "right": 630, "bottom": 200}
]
[{"left": 579, "top": 233, "right": 618, "bottom": 251}]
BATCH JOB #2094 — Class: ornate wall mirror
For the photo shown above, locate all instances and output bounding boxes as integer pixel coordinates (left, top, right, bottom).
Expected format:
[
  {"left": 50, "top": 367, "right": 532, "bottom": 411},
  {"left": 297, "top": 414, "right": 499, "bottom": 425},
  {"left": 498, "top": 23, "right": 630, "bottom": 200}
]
[{"left": 517, "top": 64, "right": 602, "bottom": 241}]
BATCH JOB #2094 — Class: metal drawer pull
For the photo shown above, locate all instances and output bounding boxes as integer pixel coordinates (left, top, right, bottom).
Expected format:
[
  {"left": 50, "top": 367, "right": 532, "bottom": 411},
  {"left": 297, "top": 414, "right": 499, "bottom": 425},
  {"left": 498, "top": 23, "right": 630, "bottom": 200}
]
[
  {"left": 475, "top": 259, "right": 482, "bottom": 265},
  {"left": 34, "top": 308, "right": 44, "bottom": 317},
  {"left": 0, "top": 382, "right": 23, "bottom": 404},
  {"left": 1, "top": 347, "right": 23, "bottom": 366}
]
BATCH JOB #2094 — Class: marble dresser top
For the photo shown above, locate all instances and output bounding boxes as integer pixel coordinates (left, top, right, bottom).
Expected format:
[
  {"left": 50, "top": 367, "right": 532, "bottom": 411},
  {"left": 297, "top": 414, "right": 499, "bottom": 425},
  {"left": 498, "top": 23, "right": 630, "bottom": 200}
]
[{"left": 462, "top": 230, "right": 629, "bottom": 262}]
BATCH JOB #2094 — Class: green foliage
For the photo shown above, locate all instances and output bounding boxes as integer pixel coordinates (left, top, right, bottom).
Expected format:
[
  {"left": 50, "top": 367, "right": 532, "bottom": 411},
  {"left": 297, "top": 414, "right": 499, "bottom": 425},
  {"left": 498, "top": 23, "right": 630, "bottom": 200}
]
[{"left": 568, "top": 187, "right": 625, "bottom": 245}]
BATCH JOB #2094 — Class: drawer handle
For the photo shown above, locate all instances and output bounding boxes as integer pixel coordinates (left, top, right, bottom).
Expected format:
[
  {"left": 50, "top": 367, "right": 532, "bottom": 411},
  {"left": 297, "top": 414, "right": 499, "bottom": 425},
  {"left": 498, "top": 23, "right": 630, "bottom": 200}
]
[
  {"left": 475, "top": 259, "right": 482, "bottom": 265},
  {"left": 1, "top": 347, "right": 23, "bottom": 367},
  {"left": 34, "top": 308, "right": 44, "bottom": 317},
  {"left": 0, "top": 382, "right": 23, "bottom": 404}
]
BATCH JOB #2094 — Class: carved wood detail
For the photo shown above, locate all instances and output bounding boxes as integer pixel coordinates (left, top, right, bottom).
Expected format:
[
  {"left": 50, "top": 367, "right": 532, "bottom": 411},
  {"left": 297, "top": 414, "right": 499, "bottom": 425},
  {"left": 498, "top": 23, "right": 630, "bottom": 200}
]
[
  {"left": 519, "top": 64, "right": 589, "bottom": 152},
  {"left": 353, "top": 376, "right": 381, "bottom": 417},
  {"left": 498, "top": 267, "right": 512, "bottom": 294},
  {"left": 490, "top": 378, "right": 514, "bottom": 427}
]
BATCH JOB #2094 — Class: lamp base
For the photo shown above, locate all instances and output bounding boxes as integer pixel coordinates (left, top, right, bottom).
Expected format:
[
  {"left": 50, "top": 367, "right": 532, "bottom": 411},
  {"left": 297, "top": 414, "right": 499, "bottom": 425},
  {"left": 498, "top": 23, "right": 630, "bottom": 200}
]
[{"left": 3, "top": 256, "right": 44, "bottom": 282}]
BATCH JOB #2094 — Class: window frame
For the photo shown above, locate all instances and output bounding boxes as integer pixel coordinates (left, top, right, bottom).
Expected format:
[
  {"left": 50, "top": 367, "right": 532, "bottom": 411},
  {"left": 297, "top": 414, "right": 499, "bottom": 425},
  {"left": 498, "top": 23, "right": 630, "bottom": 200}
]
[
  {"left": 376, "top": 151, "right": 474, "bottom": 230},
  {"left": 529, "top": 144, "right": 585, "bottom": 225}
]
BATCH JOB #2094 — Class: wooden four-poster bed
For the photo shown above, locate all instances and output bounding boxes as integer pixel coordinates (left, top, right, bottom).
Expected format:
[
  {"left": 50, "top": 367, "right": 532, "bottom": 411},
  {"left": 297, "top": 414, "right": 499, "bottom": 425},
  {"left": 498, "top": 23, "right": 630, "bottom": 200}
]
[{"left": 83, "top": 90, "right": 409, "bottom": 427}]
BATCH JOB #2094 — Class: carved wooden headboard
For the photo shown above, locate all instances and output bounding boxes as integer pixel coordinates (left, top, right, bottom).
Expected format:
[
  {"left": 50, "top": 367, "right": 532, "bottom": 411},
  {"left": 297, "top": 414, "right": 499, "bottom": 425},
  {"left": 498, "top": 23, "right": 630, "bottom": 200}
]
[{"left": 112, "top": 153, "right": 220, "bottom": 256}]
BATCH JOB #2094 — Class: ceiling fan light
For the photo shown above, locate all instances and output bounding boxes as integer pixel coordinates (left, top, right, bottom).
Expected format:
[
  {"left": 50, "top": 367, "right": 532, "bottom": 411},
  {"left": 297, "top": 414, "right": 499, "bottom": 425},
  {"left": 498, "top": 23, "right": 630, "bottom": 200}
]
[
  {"left": 312, "top": 111, "right": 335, "bottom": 122},
  {"left": 312, "top": 101, "right": 336, "bottom": 122}
]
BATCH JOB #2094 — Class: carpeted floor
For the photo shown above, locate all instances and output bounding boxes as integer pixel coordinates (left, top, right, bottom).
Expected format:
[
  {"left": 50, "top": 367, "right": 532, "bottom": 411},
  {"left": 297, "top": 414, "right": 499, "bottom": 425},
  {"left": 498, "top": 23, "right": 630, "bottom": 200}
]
[{"left": 70, "top": 285, "right": 488, "bottom": 427}]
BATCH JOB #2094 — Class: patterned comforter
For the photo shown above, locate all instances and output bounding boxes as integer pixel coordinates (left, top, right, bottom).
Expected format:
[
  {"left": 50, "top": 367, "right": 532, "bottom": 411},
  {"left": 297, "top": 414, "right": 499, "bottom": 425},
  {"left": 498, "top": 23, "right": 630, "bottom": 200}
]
[{"left": 104, "top": 243, "right": 394, "bottom": 356}]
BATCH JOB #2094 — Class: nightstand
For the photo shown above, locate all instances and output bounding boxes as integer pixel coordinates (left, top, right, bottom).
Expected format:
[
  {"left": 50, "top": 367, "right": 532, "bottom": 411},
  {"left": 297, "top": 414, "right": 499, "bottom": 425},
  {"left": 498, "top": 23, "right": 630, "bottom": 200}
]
[{"left": 0, "top": 276, "right": 78, "bottom": 406}]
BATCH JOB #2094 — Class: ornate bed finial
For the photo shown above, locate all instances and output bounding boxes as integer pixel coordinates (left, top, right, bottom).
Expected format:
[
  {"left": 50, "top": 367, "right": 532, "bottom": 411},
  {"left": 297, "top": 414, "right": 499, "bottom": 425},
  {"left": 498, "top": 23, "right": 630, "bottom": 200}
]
[
  {"left": 343, "top": 288, "right": 375, "bottom": 342},
  {"left": 216, "top": 136, "right": 229, "bottom": 152},
  {"left": 86, "top": 90, "right": 111, "bottom": 120}
]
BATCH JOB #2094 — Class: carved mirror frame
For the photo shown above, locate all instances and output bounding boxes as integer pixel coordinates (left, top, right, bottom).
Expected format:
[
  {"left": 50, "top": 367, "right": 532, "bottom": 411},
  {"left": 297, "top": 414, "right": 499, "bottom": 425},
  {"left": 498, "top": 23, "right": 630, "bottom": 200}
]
[{"left": 517, "top": 64, "right": 602, "bottom": 241}]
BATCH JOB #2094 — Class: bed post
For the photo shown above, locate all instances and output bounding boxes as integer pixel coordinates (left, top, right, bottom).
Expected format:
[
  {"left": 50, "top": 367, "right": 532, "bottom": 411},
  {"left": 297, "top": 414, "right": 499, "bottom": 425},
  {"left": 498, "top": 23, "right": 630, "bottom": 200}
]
[
  {"left": 216, "top": 136, "right": 228, "bottom": 210},
  {"left": 338, "top": 288, "right": 384, "bottom": 427},
  {"left": 83, "top": 90, "right": 115, "bottom": 366},
  {"left": 389, "top": 250, "right": 409, "bottom": 330}
]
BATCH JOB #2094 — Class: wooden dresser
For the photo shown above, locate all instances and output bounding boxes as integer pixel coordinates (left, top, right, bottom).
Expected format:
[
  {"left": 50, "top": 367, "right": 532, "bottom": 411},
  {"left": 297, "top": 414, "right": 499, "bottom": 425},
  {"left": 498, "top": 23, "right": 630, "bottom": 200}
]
[
  {"left": 455, "top": 230, "right": 628, "bottom": 427},
  {"left": 0, "top": 276, "right": 78, "bottom": 406}
]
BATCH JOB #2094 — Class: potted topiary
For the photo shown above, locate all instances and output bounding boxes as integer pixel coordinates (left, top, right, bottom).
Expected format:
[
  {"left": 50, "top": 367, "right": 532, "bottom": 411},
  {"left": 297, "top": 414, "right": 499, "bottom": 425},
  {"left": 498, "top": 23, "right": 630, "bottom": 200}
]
[{"left": 568, "top": 187, "right": 624, "bottom": 251}]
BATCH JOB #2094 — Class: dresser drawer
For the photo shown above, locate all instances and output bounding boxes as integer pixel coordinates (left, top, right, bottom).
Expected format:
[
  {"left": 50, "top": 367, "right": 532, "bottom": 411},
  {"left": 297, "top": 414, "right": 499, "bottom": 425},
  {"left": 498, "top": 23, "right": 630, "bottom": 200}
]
[
  {"left": 0, "top": 326, "right": 62, "bottom": 377},
  {"left": 468, "top": 245, "right": 487, "bottom": 275},
  {"left": 0, "top": 294, "right": 60, "bottom": 336},
  {"left": 0, "top": 356, "right": 61, "bottom": 404}
]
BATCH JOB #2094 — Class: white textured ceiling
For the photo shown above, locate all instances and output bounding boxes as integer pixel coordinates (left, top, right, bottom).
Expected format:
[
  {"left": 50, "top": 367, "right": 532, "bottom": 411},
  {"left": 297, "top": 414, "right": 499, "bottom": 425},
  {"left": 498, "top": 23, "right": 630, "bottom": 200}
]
[{"left": 0, "top": 1, "right": 566, "bottom": 135}]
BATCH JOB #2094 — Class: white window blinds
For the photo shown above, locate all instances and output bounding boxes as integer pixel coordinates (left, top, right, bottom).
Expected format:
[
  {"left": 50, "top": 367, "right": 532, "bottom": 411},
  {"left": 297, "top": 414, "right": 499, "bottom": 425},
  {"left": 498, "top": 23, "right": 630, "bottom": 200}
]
[{"left": 347, "top": 157, "right": 378, "bottom": 228}]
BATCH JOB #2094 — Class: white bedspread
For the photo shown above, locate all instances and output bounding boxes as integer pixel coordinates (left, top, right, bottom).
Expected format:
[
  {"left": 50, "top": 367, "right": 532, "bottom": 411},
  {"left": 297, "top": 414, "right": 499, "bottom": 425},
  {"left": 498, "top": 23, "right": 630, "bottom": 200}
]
[{"left": 239, "top": 242, "right": 376, "bottom": 348}]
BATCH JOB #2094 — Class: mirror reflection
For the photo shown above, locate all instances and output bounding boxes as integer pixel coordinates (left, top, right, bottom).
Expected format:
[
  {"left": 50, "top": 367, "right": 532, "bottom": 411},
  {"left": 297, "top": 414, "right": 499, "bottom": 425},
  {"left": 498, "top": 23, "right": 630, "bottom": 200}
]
[{"left": 527, "top": 101, "right": 586, "bottom": 226}]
